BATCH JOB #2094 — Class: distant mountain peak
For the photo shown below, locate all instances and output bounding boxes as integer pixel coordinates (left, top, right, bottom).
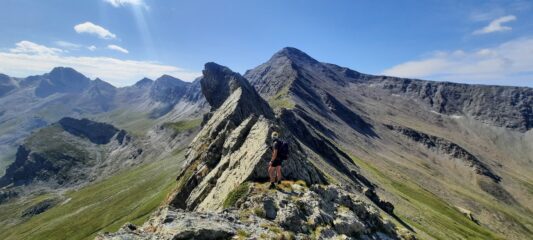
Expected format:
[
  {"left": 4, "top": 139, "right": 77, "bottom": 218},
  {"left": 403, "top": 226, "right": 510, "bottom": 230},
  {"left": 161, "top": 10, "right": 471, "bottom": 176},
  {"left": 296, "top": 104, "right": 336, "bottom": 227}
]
[
  {"left": 134, "top": 77, "right": 154, "bottom": 88},
  {"left": 155, "top": 74, "right": 185, "bottom": 83},
  {"left": 35, "top": 67, "right": 91, "bottom": 97},
  {"left": 270, "top": 47, "right": 319, "bottom": 65},
  {"left": 49, "top": 66, "right": 84, "bottom": 77}
]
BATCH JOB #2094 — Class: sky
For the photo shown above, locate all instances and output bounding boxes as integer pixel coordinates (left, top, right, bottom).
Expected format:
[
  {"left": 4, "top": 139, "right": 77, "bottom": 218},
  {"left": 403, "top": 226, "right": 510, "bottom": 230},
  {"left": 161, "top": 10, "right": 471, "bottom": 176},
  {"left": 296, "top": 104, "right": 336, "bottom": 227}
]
[{"left": 1, "top": 0, "right": 532, "bottom": 87}]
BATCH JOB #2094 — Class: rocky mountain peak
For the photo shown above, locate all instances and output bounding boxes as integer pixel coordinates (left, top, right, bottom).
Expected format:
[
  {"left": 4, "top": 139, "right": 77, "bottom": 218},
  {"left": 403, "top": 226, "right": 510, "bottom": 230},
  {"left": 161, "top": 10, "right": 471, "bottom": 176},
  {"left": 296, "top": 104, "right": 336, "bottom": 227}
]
[
  {"left": 201, "top": 62, "right": 270, "bottom": 113},
  {"left": 35, "top": 67, "right": 91, "bottom": 97},
  {"left": 149, "top": 75, "right": 189, "bottom": 103},
  {"left": 133, "top": 77, "right": 154, "bottom": 88},
  {"left": 271, "top": 47, "right": 319, "bottom": 65},
  {"left": 154, "top": 74, "right": 186, "bottom": 85}
]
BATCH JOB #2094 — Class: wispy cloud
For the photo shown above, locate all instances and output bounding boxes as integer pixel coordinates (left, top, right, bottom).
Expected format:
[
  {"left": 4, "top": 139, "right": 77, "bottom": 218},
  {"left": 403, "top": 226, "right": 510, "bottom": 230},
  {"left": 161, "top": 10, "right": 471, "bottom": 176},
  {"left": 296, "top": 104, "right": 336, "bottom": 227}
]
[
  {"left": 382, "top": 37, "right": 533, "bottom": 86},
  {"left": 0, "top": 41, "right": 200, "bottom": 87},
  {"left": 88, "top": 45, "right": 97, "bottom": 51},
  {"left": 9, "top": 41, "right": 63, "bottom": 55},
  {"left": 55, "top": 41, "right": 82, "bottom": 50},
  {"left": 74, "top": 22, "right": 116, "bottom": 39},
  {"left": 473, "top": 15, "right": 516, "bottom": 35},
  {"left": 107, "top": 44, "right": 129, "bottom": 54},
  {"left": 103, "top": 0, "right": 147, "bottom": 8}
]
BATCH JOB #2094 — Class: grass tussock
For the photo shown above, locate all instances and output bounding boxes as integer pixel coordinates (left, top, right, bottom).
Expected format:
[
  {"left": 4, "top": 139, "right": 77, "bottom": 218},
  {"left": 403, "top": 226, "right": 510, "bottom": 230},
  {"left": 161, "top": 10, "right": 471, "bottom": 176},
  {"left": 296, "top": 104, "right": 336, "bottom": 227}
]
[{"left": 223, "top": 182, "right": 251, "bottom": 209}]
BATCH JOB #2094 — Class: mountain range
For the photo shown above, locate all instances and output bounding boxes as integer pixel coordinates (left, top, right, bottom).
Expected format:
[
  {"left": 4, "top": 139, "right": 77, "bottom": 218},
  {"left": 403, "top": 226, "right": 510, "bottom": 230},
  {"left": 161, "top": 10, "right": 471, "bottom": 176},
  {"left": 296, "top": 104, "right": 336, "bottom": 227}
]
[
  {"left": 0, "top": 47, "right": 531, "bottom": 240},
  {"left": 0, "top": 67, "right": 206, "bottom": 171}
]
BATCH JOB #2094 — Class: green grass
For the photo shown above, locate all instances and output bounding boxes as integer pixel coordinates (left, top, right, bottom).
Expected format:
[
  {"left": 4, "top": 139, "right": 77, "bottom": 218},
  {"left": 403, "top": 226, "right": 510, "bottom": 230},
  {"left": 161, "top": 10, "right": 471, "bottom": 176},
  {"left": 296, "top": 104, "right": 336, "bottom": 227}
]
[
  {"left": 0, "top": 150, "right": 186, "bottom": 240},
  {"left": 162, "top": 119, "right": 202, "bottom": 133},
  {"left": 268, "top": 86, "right": 295, "bottom": 109},
  {"left": 91, "top": 108, "right": 155, "bottom": 137},
  {"left": 223, "top": 182, "right": 250, "bottom": 209},
  {"left": 347, "top": 154, "right": 501, "bottom": 240}
]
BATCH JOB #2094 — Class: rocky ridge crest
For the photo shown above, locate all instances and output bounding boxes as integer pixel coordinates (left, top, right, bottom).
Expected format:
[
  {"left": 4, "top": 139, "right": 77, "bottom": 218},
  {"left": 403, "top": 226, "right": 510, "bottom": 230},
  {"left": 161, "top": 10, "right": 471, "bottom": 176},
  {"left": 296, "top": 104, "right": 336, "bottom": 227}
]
[{"left": 100, "top": 62, "right": 403, "bottom": 239}]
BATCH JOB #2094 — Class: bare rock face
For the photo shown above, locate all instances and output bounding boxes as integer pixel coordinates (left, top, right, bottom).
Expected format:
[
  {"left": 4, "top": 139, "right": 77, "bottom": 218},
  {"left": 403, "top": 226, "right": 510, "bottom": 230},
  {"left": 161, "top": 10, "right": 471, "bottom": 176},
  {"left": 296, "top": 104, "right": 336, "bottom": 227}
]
[
  {"left": 377, "top": 78, "right": 533, "bottom": 132},
  {"left": 167, "top": 62, "right": 325, "bottom": 211}
]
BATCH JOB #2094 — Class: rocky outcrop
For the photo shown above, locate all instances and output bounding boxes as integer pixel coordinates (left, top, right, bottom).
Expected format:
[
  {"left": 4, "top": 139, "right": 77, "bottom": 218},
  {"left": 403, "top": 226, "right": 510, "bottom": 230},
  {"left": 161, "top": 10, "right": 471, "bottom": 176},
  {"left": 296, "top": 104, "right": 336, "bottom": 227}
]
[
  {"left": 101, "top": 183, "right": 401, "bottom": 240},
  {"left": 58, "top": 117, "right": 119, "bottom": 144},
  {"left": 21, "top": 198, "right": 58, "bottom": 217},
  {"left": 242, "top": 183, "right": 399, "bottom": 238},
  {"left": 0, "top": 189, "right": 18, "bottom": 204},
  {"left": 377, "top": 78, "right": 533, "bottom": 132},
  {"left": 385, "top": 124, "right": 501, "bottom": 182},
  {"left": 167, "top": 62, "right": 325, "bottom": 212}
]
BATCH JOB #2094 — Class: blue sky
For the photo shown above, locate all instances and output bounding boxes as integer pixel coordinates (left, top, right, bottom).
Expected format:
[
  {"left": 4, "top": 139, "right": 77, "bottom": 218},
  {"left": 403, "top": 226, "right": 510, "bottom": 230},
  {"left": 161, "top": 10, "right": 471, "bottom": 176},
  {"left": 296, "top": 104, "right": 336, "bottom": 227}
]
[{"left": 1, "top": 0, "right": 532, "bottom": 87}]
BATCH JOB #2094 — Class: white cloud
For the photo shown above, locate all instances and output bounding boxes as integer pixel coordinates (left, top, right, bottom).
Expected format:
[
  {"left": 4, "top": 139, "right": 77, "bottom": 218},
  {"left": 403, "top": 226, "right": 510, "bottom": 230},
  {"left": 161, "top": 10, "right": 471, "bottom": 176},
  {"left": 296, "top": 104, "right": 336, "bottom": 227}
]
[
  {"left": 107, "top": 44, "right": 129, "bottom": 54},
  {"left": 55, "top": 41, "right": 82, "bottom": 50},
  {"left": 74, "top": 22, "right": 116, "bottom": 39},
  {"left": 88, "top": 45, "right": 97, "bottom": 51},
  {"left": 103, "top": 0, "right": 147, "bottom": 8},
  {"left": 0, "top": 42, "right": 200, "bottom": 87},
  {"left": 9, "top": 41, "right": 63, "bottom": 55},
  {"left": 473, "top": 15, "right": 516, "bottom": 35},
  {"left": 382, "top": 37, "right": 533, "bottom": 86}
]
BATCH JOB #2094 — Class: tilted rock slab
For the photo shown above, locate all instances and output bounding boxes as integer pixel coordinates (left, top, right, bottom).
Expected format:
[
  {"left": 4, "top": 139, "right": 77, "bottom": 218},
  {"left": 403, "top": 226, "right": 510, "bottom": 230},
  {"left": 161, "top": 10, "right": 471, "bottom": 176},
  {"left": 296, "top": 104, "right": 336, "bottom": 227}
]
[{"left": 167, "top": 62, "right": 325, "bottom": 212}]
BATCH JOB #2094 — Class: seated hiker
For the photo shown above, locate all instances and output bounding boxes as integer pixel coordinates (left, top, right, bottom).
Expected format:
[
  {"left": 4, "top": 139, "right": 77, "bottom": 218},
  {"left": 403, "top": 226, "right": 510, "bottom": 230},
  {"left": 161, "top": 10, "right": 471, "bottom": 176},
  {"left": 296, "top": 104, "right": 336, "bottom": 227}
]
[{"left": 269, "top": 131, "right": 289, "bottom": 189}]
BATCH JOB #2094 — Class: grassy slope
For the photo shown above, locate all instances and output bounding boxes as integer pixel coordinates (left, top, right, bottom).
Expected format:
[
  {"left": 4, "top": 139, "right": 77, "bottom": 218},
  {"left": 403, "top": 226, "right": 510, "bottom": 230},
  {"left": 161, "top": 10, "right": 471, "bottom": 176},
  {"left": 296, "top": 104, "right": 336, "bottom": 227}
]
[
  {"left": 268, "top": 86, "right": 295, "bottom": 110},
  {"left": 90, "top": 108, "right": 155, "bottom": 137},
  {"left": 162, "top": 119, "right": 202, "bottom": 133},
  {"left": 0, "top": 150, "right": 185, "bottom": 240},
  {"left": 347, "top": 153, "right": 502, "bottom": 240}
]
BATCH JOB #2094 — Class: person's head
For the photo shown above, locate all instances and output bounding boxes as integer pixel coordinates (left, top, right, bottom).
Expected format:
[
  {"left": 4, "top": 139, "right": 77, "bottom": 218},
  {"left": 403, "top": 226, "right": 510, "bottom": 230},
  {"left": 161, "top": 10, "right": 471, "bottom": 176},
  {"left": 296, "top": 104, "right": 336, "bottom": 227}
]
[{"left": 271, "top": 131, "right": 279, "bottom": 139}]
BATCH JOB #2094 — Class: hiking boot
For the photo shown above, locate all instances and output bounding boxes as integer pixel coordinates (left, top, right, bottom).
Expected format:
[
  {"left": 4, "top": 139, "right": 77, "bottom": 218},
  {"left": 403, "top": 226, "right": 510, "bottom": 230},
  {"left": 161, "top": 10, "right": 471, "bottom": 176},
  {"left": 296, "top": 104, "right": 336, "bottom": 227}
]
[{"left": 269, "top": 182, "right": 276, "bottom": 189}]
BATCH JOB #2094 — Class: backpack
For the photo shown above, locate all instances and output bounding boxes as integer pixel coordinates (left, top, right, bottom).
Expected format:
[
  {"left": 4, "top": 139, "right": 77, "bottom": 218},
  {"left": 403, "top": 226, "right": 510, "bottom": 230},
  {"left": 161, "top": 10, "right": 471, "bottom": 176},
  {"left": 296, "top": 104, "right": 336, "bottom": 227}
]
[{"left": 274, "top": 139, "right": 289, "bottom": 160}]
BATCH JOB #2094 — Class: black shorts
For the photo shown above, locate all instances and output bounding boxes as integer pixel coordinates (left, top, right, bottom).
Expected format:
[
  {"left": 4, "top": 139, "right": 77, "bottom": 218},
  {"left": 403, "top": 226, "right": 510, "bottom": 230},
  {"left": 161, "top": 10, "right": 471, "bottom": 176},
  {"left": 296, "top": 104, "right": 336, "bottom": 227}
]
[{"left": 270, "top": 159, "right": 283, "bottom": 167}]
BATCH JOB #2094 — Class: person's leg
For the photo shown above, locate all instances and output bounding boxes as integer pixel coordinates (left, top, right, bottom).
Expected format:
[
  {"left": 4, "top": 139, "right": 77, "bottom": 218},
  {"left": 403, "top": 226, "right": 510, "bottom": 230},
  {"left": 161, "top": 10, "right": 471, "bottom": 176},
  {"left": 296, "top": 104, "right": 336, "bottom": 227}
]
[
  {"left": 276, "top": 166, "right": 282, "bottom": 183},
  {"left": 268, "top": 165, "right": 275, "bottom": 183}
]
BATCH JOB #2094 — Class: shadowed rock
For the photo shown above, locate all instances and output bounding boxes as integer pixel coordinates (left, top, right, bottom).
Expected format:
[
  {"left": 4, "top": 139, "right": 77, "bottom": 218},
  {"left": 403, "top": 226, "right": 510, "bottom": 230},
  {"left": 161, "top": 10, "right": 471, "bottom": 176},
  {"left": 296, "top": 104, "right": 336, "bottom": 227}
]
[{"left": 59, "top": 117, "right": 119, "bottom": 144}]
